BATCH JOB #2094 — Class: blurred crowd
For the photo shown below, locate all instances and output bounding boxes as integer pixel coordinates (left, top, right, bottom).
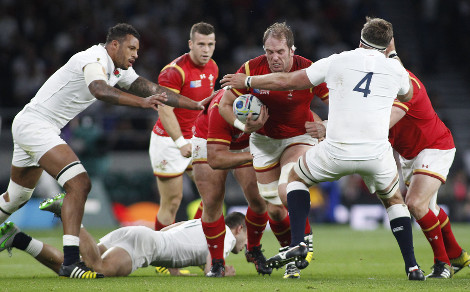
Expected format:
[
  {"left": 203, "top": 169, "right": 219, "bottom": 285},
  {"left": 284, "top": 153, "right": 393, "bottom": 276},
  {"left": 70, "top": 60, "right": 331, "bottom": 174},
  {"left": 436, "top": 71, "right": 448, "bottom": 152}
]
[{"left": 1, "top": 0, "right": 469, "bottom": 222}]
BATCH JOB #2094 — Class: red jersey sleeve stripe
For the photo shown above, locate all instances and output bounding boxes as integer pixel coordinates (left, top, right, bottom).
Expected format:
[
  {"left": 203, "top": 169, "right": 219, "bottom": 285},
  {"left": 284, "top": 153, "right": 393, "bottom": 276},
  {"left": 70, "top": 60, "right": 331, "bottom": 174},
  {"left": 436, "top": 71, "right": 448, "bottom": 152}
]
[
  {"left": 207, "top": 138, "right": 231, "bottom": 145},
  {"left": 410, "top": 77, "right": 421, "bottom": 89},
  {"left": 393, "top": 101, "right": 409, "bottom": 112}
]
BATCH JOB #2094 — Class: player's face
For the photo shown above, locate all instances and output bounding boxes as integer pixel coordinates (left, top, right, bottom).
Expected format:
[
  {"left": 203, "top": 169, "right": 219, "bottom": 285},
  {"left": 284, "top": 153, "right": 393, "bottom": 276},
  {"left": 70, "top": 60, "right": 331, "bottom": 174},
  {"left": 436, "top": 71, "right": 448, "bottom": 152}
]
[
  {"left": 264, "top": 36, "right": 293, "bottom": 73},
  {"left": 115, "top": 35, "right": 139, "bottom": 70},
  {"left": 189, "top": 32, "right": 216, "bottom": 66},
  {"left": 232, "top": 228, "right": 247, "bottom": 254}
]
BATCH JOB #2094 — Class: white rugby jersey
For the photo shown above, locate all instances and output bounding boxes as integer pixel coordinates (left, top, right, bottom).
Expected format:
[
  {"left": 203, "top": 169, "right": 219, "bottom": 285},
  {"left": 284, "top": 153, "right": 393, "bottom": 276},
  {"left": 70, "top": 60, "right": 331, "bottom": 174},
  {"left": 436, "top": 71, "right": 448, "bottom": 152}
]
[
  {"left": 20, "top": 44, "right": 139, "bottom": 129},
  {"left": 152, "top": 219, "right": 235, "bottom": 268},
  {"left": 305, "top": 48, "right": 410, "bottom": 160}
]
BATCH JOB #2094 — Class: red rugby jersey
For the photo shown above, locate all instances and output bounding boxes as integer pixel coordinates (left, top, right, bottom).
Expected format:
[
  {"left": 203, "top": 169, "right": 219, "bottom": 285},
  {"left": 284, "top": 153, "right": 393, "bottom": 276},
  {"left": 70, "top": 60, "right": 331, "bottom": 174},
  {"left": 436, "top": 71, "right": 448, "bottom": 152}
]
[
  {"left": 153, "top": 53, "right": 218, "bottom": 138},
  {"left": 230, "top": 55, "right": 328, "bottom": 139},
  {"left": 389, "top": 71, "right": 454, "bottom": 159},
  {"left": 193, "top": 90, "right": 249, "bottom": 151}
]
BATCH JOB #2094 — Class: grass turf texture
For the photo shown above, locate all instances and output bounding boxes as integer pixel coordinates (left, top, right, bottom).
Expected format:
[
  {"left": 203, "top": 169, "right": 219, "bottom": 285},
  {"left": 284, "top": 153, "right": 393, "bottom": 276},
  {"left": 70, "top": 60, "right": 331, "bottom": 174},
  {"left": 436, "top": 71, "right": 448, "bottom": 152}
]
[{"left": 1, "top": 224, "right": 469, "bottom": 291}]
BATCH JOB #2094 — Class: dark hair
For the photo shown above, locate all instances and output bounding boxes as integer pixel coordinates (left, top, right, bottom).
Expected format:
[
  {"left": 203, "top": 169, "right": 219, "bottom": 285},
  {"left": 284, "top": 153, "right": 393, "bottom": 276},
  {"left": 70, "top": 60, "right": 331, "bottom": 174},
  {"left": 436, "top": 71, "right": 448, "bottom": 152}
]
[
  {"left": 361, "top": 17, "right": 393, "bottom": 48},
  {"left": 224, "top": 212, "right": 246, "bottom": 230},
  {"left": 263, "top": 22, "right": 294, "bottom": 49},
  {"left": 106, "top": 23, "right": 140, "bottom": 44},
  {"left": 190, "top": 22, "right": 215, "bottom": 40}
]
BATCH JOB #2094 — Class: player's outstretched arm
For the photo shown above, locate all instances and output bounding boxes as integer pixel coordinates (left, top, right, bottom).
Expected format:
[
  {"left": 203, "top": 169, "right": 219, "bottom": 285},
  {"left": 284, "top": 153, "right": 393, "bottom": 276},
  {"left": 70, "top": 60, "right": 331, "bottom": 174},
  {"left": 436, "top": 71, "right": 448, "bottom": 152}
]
[
  {"left": 128, "top": 77, "right": 205, "bottom": 110},
  {"left": 88, "top": 79, "right": 166, "bottom": 111},
  {"left": 221, "top": 70, "right": 312, "bottom": 91}
]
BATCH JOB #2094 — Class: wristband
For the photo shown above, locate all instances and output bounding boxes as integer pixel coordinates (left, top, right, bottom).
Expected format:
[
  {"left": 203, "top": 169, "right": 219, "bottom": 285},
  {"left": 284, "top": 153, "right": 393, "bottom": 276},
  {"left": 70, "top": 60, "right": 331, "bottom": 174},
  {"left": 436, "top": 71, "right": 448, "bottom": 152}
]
[
  {"left": 387, "top": 50, "right": 398, "bottom": 58},
  {"left": 174, "top": 136, "right": 188, "bottom": 148},
  {"left": 244, "top": 76, "right": 252, "bottom": 88},
  {"left": 233, "top": 119, "right": 246, "bottom": 132},
  {"left": 322, "top": 120, "right": 328, "bottom": 129}
]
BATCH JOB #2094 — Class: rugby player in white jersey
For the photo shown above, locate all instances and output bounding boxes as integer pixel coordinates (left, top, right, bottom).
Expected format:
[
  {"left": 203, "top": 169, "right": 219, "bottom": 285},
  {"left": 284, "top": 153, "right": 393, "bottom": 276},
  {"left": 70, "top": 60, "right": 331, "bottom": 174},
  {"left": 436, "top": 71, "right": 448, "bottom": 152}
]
[
  {"left": 0, "top": 23, "right": 212, "bottom": 279},
  {"left": 221, "top": 17, "right": 425, "bottom": 281},
  {"left": 0, "top": 210, "right": 247, "bottom": 277}
]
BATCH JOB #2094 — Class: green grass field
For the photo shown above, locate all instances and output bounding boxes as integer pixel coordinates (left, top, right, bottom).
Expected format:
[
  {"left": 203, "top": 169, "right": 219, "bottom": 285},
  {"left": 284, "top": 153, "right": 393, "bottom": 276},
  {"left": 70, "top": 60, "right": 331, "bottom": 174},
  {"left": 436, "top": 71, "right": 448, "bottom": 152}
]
[{"left": 1, "top": 224, "right": 469, "bottom": 291}]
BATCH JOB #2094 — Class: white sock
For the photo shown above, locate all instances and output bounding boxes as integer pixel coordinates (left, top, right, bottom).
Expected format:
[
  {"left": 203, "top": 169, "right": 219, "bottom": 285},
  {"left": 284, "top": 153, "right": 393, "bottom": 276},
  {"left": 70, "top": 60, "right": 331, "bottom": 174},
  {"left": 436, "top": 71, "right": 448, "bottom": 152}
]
[
  {"left": 63, "top": 235, "right": 79, "bottom": 246},
  {"left": 26, "top": 238, "right": 44, "bottom": 258}
]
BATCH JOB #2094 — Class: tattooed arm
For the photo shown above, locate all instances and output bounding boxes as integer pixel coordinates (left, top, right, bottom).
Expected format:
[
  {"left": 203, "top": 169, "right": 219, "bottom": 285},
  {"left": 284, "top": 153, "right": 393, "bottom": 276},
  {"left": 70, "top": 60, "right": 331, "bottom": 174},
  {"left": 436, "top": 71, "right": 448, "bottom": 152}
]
[
  {"left": 128, "top": 76, "right": 206, "bottom": 110},
  {"left": 88, "top": 79, "right": 165, "bottom": 111}
]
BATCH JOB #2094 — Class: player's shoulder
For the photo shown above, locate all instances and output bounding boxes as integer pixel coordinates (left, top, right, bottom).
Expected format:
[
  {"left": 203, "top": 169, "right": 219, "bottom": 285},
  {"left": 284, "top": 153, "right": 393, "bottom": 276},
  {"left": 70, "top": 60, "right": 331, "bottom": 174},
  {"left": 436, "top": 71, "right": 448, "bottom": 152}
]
[
  {"left": 293, "top": 55, "right": 313, "bottom": 69},
  {"left": 244, "top": 55, "right": 269, "bottom": 75}
]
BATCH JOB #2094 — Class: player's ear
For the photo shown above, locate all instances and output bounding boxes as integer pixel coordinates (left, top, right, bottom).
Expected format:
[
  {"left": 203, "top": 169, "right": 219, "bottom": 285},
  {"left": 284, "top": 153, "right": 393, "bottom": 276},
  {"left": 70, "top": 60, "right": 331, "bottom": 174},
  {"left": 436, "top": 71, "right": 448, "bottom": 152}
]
[{"left": 235, "top": 224, "right": 243, "bottom": 235}]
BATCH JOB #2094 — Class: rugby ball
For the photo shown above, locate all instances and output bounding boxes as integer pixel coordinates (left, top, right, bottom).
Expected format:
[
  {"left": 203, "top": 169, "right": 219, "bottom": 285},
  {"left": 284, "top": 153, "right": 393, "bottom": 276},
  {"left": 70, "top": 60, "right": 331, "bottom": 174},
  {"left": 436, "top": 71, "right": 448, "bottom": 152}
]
[{"left": 233, "top": 94, "right": 263, "bottom": 123}]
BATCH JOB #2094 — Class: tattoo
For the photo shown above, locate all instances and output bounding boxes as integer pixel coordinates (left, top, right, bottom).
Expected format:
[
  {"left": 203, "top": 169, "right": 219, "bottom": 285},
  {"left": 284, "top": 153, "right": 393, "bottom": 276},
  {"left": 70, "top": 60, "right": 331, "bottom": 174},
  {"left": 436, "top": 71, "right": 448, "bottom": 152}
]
[
  {"left": 88, "top": 81, "right": 122, "bottom": 105},
  {"left": 129, "top": 77, "right": 182, "bottom": 107}
]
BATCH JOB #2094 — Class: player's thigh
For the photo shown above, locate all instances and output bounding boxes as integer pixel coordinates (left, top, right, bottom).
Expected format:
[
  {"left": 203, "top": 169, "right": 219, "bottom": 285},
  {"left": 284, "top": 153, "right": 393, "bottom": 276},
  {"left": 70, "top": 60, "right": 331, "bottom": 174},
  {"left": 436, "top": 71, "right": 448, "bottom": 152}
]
[
  {"left": 233, "top": 166, "right": 265, "bottom": 207},
  {"left": 361, "top": 148, "right": 399, "bottom": 196},
  {"left": 99, "top": 246, "right": 133, "bottom": 277},
  {"left": 193, "top": 163, "right": 228, "bottom": 203},
  {"left": 279, "top": 138, "right": 315, "bottom": 165},
  {"left": 299, "top": 142, "right": 348, "bottom": 185}
]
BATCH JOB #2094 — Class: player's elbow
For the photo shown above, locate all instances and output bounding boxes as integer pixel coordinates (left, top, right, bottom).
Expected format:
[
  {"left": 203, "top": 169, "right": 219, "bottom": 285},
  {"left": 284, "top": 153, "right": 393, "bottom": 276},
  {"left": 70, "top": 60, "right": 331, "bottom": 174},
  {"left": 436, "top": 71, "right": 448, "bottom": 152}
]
[{"left": 88, "top": 80, "right": 109, "bottom": 100}]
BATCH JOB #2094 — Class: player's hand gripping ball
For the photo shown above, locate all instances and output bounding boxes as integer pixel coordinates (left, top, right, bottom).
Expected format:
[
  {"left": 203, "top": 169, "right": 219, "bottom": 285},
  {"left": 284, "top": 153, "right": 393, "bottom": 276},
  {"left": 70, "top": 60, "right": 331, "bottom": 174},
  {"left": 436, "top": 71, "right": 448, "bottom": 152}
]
[{"left": 233, "top": 94, "right": 263, "bottom": 123}]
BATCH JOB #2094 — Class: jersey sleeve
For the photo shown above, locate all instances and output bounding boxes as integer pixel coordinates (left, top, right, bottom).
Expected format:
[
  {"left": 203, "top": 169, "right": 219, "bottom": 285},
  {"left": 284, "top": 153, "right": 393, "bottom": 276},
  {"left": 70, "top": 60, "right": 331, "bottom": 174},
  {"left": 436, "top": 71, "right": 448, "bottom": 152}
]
[
  {"left": 229, "top": 62, "right": 250, "bottom": 97},
  {"left": 207, "top": 105, "right": 233, "bottom": 146},
  {"left": 158, "top": 65, "right": 184, "bottom": 93},
  {"left": 313, "top": 82, "right": 329, "bottom": 101},
  {"left": 117, "top": 67, "right": 140, "bottom": 90},
  {"left": 305, "top": 57, "right": 332, "bottom": 86},
  {"left": 397, "top": 67, "right": 411, "bottom": 96},
  {"left": 393, "top": 76, "right": 420, "bottom": 112},
  {"left": 76, "top": 49, "right": 109, "bottom": 74}
]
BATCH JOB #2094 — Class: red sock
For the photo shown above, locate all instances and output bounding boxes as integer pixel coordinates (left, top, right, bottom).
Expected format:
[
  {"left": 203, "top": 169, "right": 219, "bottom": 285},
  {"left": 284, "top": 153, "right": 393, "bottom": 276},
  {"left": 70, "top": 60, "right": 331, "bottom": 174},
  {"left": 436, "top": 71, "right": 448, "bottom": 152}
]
[
  {"left": 438, "top": 208, "right": 462, "bottom": 259},
  {"left": 304, "top": 218, "right": 312, "bottom": 235},
  {"left": 417, "top": 210, "right": 450, "bottom": 265},
  {"left": 193, "top": 201, "right": 203, "bottom": 220},
  {"left": 269, "top": 215, "right": 291, "bottom": 247},
  {"left": 202, "top": 215, "right": 226, "bottom": 264},
  {"left": 245, "top": 207, "right": 268, "bottom": 250},
  {"left": 155, "top": 217, "right": 171, "bottom": 231}
]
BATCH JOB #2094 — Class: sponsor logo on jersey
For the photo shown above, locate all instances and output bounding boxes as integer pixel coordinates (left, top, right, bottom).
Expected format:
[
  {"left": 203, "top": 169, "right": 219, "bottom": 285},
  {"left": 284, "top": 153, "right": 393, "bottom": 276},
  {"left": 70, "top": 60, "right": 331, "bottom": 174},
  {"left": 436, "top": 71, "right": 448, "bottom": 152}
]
[{"left": 190, "top": 80, "right": 202, "bottom": 88}]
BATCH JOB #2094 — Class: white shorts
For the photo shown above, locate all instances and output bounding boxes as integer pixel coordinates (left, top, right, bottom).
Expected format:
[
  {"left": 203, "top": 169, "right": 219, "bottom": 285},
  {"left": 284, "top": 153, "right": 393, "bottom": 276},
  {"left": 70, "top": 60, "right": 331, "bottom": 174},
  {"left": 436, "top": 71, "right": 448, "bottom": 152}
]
[
  {"left": 99, "top": 226, "right": 163, "bottom": 273},
  {"left": 296, "top": 142, "right": 398, "bottom": 196},
  {"left": 191, "top": 136, "right": 251, "bottom": 168},
  {"left": 11, "top": 109, "right": 66, "bottom": 167},
  {"left": 149, "top": 133, "right": 192, "bottom": 177},
  {"left": 250, "top": 132, "right": 317, "bottom": 171},
  {"left": 191, "top": 136, "right": 207, "bottom": 163},
  {"left": 399, "top": 148, "right": 456, "bottom": 185}
]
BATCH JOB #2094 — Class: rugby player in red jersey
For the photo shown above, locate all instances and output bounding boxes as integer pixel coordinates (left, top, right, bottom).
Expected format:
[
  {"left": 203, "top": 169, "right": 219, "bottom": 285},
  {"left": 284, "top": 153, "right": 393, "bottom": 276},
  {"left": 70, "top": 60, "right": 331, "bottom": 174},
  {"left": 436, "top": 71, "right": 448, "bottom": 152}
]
[
  {"left": 219, "top": 22, "right": 329, "bottom": 279},
  {"left": 149, "top": 22, "right": 218, "bottom": 232},
  {"left": 389, "top": 39, "right": 469, "bottom": 278}
]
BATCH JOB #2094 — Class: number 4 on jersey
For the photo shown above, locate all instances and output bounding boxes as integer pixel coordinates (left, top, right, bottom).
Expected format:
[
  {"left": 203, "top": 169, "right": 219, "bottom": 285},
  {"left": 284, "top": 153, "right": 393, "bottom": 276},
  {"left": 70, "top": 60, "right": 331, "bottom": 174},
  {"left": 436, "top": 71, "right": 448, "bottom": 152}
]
[{"left": 353, "top": 72, "right": 373, "bottom": 97}]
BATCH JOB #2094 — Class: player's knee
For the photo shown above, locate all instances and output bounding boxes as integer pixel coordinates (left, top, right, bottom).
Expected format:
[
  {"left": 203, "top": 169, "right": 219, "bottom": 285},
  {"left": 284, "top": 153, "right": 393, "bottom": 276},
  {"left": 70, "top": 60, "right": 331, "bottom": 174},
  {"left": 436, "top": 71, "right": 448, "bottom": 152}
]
[
  {"left": 404, "top": 195, "right": 428, "bottom": 218},
  {"left": 56, "top": 161, "right": 88, "bottom": 188},
  {"left": 267, "top": 203, "right": 287, "bottom": 221},
  {"left": 0, "top": 180, "right": 34, "bottom": 214}
]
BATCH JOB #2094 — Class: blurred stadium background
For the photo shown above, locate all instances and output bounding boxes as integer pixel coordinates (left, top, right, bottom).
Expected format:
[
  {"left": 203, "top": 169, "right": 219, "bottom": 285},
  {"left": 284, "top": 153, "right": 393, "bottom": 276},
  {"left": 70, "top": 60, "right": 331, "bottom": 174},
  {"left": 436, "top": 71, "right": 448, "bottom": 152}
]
[{"left": 1, "top": 0, "right": 469, "bottom": 228}]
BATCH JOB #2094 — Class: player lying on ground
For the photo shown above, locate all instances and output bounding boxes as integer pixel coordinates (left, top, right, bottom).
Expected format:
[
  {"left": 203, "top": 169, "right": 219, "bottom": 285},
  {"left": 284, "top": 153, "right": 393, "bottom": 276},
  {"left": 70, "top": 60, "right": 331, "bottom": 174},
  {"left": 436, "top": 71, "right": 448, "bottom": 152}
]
[{"left": 0, "top": 196, "right": 246, "bottom": 277}]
